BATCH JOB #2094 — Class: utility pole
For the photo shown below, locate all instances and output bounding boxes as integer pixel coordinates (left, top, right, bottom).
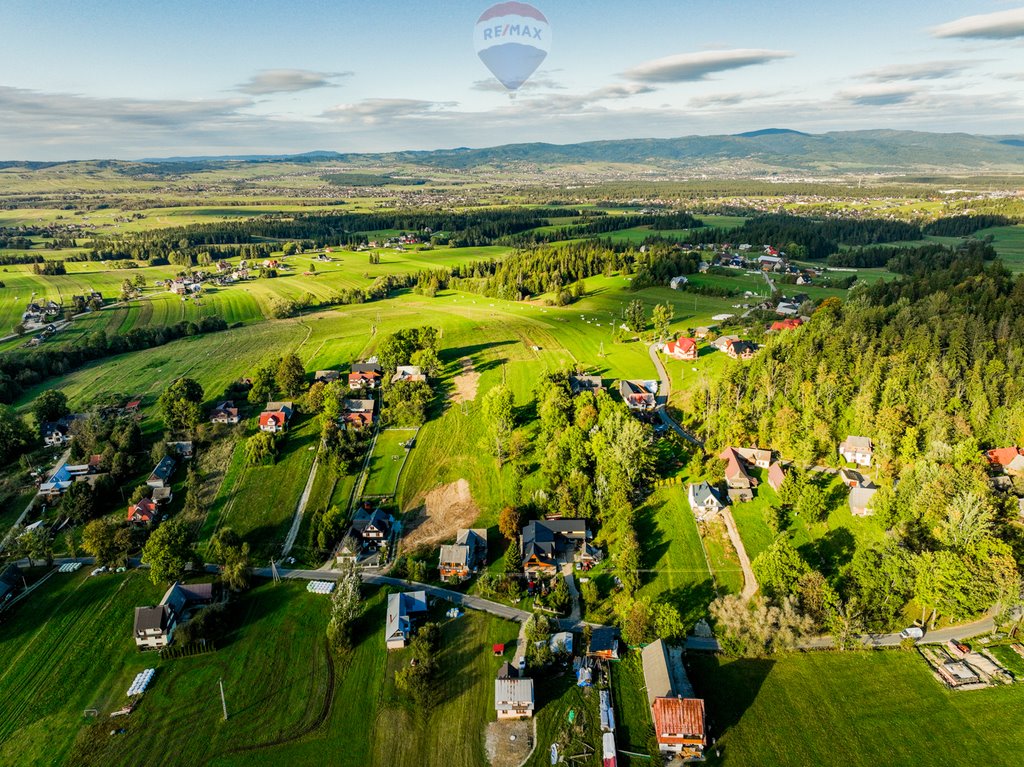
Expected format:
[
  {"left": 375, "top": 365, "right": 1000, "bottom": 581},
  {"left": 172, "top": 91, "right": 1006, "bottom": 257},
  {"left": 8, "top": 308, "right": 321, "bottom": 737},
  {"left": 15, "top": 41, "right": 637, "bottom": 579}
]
[{"left": 219, "top": 678, "right": 229, "bottom": 720}]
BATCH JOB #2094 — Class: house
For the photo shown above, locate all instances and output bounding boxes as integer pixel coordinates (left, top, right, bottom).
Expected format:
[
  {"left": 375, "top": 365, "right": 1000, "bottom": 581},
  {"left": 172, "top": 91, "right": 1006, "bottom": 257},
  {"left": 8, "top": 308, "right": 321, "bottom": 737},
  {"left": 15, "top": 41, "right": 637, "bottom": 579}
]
[
  {"left": 391, "top": 365, "right": 426, "bottom": 384},
  {"left": 549, "top": 631, "right": 573, "bottom": 655},
  {"left": 259, "top": 401, "right": 294, "bottom": 433},
  {"left": 41, "top": 415, "right": 79, "bottom": 447},
  {"left": 209, "top": 400, "right": 240, "bottom": 424},
  {"left": 770, "top": 318, "right": 804, "bottom": 332},
  {"left": 166, "top": 441, "right": 193, "bottom": 460},
  {"left": 385, "top": 591, "right": 428, "bottom": 649},
  {"left": 133, "top": 581, "right": 213, "bottom": 650},
  {"left": 314, "top": 369, "right": 342, "bottom": 384},
  {"left": 127, "top": 497, "right": 158, "bottom": 525},
  {"left": 732, "top": 447, "right": 772, "bottom": 469},
  {"left": 669, "top": 276, "right": 689, "bottom": 289},
  {"left": 342, "top": 398, "right": 375, "bottom": 428},
  {"left": 349, "top": 362, "right": 383, "bottom": 389},
  {"left": 652, "top": 698, "right": 706, "bottom": 760},
  {"left": 687, "top": 482, "right": 723, "bottom": 521},
  {"left": 711, "top": 335, "right": 739, "bottom": 352},
  {"left": 520, "top": 519, "right": 591, "bottom": 574},
  {"left": 123, "top": 400, "right": 142, "bottom": 417},
  {"left": 775, "top": 302, "right": 801, "bottom": 316},
  {"left": 588, "top": 627, "right": 620, "bottom": 660},
  {"left": 641, "top": 639, "right": 706, "bottom": 760},
  {"left": 839, "top": 436, "right": 873, "bottom": 467},
  {"left": 495, "top": 676, "right": 535, "bottom": 719},
  {"left": 718, "top": 447, "right": 754, "bottom": 504},
  {"left": 724, "top": 339, "right": 756, "bottom": 360},
  {"left": 662, "top": 337, "right": 698, "bottom": 361},
  {"left": 438, "top": 528, "right": 487, "bottom": 582},
  {"left": 694, "top": 326, "right": 712, "bottom": 339},
  {"left": 340, "top": 504, "right": 393, "bottom": 560},
  {"left": 985, "top": 447, "right": 1024, "bottom": 475},
  {"left": 569, "top": 375, "right": 604, "bottom": 395},
  {"left": 767, "top": 461, "right": 786, "bottom": 493},
  {"left": 147, "top": 456, "right": 176, "bottom": 489},
  {"left": 618, "top": 380, "right": 657, "bottom": 411},
  {"left": 849, "top": 485, "right": 878, "bottom": 517}
]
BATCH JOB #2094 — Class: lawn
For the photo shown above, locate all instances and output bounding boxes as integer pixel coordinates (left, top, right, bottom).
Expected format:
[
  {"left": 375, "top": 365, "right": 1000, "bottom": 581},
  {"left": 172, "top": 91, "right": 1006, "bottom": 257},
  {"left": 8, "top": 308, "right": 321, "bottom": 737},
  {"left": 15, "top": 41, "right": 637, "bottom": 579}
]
[
  {"left": 634, "top": 487, "right": 719, "bottom": 627},
  {"left": 211, "top": 415, "right": 320, "bottom": 560},
  {"left": 690, "top": 650, "right": 1024, "bottom": 767},
  {"left": 63, "top": 581, "right": 520, "bottom": 767},
  {"left": 0, "top": 569, "right": 170, "bottom": 767},
  {"left": 362, "top": 428, "right": 417, "bottom": 498}
]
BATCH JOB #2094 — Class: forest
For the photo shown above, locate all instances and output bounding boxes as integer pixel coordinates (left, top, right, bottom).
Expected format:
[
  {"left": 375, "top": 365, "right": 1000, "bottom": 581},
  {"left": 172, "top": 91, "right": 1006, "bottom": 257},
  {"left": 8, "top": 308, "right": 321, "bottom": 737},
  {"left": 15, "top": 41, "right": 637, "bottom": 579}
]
[{"left": 690, "top": 242, "right": 1024, "bottom": 636}]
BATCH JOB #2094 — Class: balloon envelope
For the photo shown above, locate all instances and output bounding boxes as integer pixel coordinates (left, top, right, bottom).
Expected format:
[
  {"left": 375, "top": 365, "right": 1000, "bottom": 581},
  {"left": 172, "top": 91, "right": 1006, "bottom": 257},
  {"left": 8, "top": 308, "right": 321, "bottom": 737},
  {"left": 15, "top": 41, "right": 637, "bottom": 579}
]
[{"left": 474, "top": 2, "right": 550, "bottom": 91}]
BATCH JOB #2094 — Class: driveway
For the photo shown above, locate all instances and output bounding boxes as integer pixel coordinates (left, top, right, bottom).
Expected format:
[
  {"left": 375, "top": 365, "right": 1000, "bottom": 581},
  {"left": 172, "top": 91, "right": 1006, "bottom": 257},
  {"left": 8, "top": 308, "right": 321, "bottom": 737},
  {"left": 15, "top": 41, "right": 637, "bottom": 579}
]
[{"left": 647, "top": 343, "right": 703, "bottom": 446}]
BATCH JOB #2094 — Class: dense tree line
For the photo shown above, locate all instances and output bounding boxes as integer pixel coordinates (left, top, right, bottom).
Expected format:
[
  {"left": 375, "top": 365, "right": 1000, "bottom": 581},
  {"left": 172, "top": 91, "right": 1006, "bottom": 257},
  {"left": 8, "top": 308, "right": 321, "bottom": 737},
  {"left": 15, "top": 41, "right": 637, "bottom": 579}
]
[
  {"left": 828, "top": 241, "right": 997, "bottom": 270},
  {"left": 703, "top": 214, "right": 922, "bottom": 259},
  {"left": 0, "top": 317, "right": 228, "bottom": 404},
  {"left": 690, "top": 247, "right": 1024, "bottom": 633},
  {"left": 84, "top": 208, "right": 575, "bottom": 261},
  {"left": 922, "top": 214, "right": 1012, "bottom": 236}
]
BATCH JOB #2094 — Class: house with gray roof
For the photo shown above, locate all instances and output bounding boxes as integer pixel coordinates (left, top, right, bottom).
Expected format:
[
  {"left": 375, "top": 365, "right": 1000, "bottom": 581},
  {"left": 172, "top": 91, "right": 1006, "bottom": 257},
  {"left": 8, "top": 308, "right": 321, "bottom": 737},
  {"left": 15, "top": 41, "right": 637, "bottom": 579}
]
[
  {"left": 133, "top": 581, "right": 214, "bottom": 650},
  {"left": 385, "top": 591, "right": 428, "bottom": 649},
  {"left": 495, "top": 676, "right": 535, "bottom": 719},
  {"left": 438, "top": 528, "right": 487, "bottom": 582},
  {"left": 521, "top": 519, "right": 592, "bottom": 575},
  {"left": 687, "top": 482, "right": 724, "bottom": 521}
]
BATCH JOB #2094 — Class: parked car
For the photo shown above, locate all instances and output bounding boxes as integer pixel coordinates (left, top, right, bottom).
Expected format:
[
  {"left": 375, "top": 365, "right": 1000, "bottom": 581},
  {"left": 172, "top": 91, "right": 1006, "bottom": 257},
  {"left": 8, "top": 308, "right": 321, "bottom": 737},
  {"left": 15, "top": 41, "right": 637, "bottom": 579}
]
[{"left": 900, "top": 627, "right": 924, "bottom": 640}]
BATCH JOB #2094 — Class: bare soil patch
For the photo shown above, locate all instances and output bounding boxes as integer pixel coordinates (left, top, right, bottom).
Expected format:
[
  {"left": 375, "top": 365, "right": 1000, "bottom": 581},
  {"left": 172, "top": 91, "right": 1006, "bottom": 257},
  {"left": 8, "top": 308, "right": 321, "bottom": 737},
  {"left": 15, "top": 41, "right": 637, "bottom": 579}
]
[
  {"left": 451, "top": 356, "right": 480, "bottom": 403},
  {"left": 401, "top": 478, "right": 480, "bottom": 550},
  {"left": 485, "top": 719, "right": 534, "bottom": 767}
]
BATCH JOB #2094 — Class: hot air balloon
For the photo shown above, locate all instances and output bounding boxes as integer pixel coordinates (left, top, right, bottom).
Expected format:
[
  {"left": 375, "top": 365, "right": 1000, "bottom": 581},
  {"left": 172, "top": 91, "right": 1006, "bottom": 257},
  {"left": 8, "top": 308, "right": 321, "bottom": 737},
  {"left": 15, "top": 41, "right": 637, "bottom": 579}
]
[{"left": 474, "top": 2, "right": 551, "bottom": 93}]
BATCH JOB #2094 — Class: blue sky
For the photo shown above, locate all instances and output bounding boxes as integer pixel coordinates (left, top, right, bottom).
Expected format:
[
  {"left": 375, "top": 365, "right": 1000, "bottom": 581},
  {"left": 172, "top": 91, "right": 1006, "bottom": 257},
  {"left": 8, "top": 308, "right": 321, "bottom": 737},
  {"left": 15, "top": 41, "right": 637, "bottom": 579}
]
[{"left": 0, "top": 0, "right": 1021, "bottom": 158}]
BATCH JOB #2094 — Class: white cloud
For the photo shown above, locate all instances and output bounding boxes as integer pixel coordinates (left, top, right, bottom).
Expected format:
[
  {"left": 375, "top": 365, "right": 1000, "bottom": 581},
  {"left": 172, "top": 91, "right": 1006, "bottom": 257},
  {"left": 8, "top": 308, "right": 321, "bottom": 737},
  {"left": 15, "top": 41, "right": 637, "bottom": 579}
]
[
  {"left": 236, "top": 69, "right": 351, "bottom": 95},
  {"left": 321, "top": 98, "right": 458, "bottom": 124},
  {"left": 931, "top": 7, "right": 1024, "bottom": 40},
  {"left": 860, "top": 60, "right": 977, "bottom": 82},
  {"left": 621, "top": 49, "right": 793, "bottom": 83},
  {"left": 688, "top": 90, "right": 784, "bottom": 109},
  {"left": 471, "top": 73, "right": 566, "bottom": 93},
  {"left": 837, "top": 84, "right": 920, "bottom": 106}
]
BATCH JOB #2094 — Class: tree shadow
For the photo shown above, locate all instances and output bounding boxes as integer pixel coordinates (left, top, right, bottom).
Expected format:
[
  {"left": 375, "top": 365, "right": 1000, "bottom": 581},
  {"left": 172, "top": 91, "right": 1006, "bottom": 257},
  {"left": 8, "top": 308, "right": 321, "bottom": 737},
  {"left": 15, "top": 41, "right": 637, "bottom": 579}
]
[
  {"left": 799, "top": 526, "right": 856, "bottom": 578},
  {"left": 661, "top": 579, "right": 718, "bottom": 628},
  {"left": 686, "top": 654, "right": 776, "bottom": 753}
]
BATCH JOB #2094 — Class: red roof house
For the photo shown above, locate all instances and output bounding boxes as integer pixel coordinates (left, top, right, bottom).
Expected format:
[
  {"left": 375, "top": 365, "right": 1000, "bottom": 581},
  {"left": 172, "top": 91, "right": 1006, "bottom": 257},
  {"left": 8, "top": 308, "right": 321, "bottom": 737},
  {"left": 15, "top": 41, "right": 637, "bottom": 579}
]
[
  {"left": 127, "top": 497, "right": 158, "bottom": 525},
  {"left": 259, "top": 411, "right": 287, "bottom": 433},
  {"left": 651, "top": 697, "right": 706, "bottom": 758},
  {"left": 771, "top": 318, "right": 804, "bottom": 331},
  {"left": 986, "top": 446, "right": 1023, "bottom": 467},
  {"left": 662, "top": 337, "right": 698, "bottom": 361}
]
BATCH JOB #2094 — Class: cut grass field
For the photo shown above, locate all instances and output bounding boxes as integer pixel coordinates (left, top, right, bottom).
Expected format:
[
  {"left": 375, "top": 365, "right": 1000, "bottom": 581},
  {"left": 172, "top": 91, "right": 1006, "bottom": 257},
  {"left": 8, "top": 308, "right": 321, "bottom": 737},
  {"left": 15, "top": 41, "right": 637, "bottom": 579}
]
[
  {"left": 58, "top": 579, "right": 520, "bottom": 767},
  {"left": 690, "top": 650, "right": 1024, "bottom": 767},
  {"left": 0, "top": 569, "right": 167, "bottom": 767},
  {"left": 362, "top": 428, "right": 416, "bottom": 498},
  {"left": 210, "top": 415, "right": 320, "bottom": 559}
]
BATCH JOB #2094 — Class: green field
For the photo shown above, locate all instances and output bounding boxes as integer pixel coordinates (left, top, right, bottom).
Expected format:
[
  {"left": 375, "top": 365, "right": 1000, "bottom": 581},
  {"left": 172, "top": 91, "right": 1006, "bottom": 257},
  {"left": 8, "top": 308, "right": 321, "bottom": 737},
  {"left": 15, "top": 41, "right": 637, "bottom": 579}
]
[
  {"left": 0, "top": 569, "right": 525, "bottom": 767},
  {"left": 210, "top": 415, "right": 320, "bottom": 559},
  {"left": 691, "top": 650, "right": 1024, "bottom": 767},
  {"left": 362, "top": 428, "right": 417, "bottom": 498},
  {"left": 0, "top": 569, "right": 171, "bottom": 767}
]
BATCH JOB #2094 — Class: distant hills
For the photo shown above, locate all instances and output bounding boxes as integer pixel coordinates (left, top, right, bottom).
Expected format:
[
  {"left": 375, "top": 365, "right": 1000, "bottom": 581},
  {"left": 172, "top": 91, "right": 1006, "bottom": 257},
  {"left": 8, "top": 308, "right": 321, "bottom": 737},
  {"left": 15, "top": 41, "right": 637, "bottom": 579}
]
[{"left": 7, "top": 130, "right": 1024, "bottom": 176}]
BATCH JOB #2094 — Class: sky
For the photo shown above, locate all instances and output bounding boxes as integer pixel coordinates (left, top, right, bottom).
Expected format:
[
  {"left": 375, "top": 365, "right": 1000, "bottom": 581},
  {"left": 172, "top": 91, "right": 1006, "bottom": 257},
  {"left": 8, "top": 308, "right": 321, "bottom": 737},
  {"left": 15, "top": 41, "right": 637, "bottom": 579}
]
[{"left": 0, "top": 0, "right": 1022, "bottom": 159}]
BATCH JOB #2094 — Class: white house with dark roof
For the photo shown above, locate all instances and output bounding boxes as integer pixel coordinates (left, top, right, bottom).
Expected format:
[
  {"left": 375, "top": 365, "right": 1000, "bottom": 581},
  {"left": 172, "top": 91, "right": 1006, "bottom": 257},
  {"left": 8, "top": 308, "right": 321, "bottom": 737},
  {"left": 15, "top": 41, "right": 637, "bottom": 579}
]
[
  {"left": 687, "top": 482, "right": 723, "bottom": 521},
  {"left": 133, "top": 581, "right": 213, "bottom": 650}
]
